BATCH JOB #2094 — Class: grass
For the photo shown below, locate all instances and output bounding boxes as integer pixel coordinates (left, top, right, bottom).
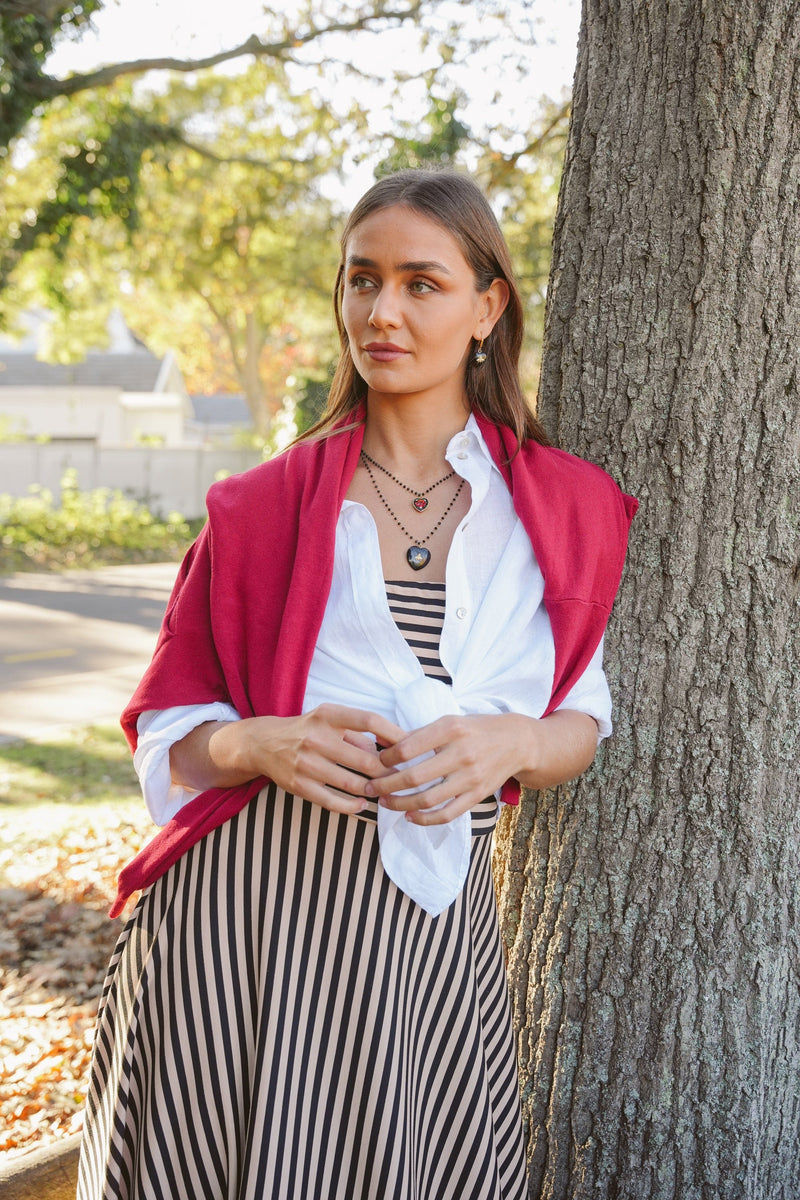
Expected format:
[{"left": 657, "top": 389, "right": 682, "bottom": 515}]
[
  {"left": 0, "top": 724, "right": 148, "bottom": 870},
  {"left": 0, "top": 725, "right": 157, "bottom": 1162}
]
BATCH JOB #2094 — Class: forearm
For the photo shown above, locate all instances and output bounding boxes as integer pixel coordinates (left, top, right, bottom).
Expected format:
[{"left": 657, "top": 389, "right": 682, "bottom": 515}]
[
  {"left": 511, "top": 708, "right": 599, "bottom": 790},
  {"left": 169, "top": 718, "right": 270, "bottom": 792}
]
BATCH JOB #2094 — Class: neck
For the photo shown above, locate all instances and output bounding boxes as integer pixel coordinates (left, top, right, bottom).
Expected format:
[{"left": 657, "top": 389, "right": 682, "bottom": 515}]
[{"left": 362, "top": 392, "right": 470, "bottom": 478}]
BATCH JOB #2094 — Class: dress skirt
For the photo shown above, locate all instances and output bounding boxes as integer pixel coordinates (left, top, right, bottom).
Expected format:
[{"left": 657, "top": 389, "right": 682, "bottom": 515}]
[
  {"left": 78, "top": 582, "right": 527, "bottom": 1198},
  {"left": 77, "top": 786, "right": 527, "bottom": 1200}
]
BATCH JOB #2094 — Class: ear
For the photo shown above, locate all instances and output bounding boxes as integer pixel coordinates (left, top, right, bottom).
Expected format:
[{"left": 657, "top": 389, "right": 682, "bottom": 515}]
[{"left": 473, "top": 278, "right": 510, "bottom": 340}]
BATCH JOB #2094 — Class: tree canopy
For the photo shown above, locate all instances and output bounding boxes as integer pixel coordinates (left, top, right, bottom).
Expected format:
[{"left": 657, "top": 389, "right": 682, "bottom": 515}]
[{"left": 0, "top": 0, "right": 571, "bottom": 432}]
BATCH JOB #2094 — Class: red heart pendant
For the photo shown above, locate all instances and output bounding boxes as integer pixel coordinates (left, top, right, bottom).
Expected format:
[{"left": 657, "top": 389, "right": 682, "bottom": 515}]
[{"left": 413, "top": 497, "right": 428, "bottom": 511}]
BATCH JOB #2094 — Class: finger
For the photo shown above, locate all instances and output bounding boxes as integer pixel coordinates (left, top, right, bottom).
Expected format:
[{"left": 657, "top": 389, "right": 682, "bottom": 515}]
[
  {"left": 343, "top": 730, "right": 377, "bottom": 752},
  {"left": 320, "top": 705, "right": 406, "bottom": 745},
  {"left": 378, "top": 726, "right": 448, "bottom": 768},
  {"left": 403, "top": 792, "right": 481, "bottom": 825},
  {"left": 365, "top": 748, "right": 461, "bottom": 799},
  {"left": 377, "top": 777, "right": 456, "bottom": 812},
  {"left": 310, "top": 756, "right": 384, "bottom": 798},
  {"left": 298, "top": 779, "right": 369, "bottom": 815},
  {"left": 328, "top": 741, "right": 410, "bottom": 784}
]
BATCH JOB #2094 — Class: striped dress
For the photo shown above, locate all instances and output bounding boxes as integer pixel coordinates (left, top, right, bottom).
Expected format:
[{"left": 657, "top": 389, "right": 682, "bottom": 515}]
[{"left": 78, "top": 581, "right": 527, "bottom": 1200}]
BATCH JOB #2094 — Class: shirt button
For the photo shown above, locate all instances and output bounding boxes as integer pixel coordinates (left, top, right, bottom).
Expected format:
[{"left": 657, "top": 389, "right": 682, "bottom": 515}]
[
  {"left": 458, "top": 436, "right": 470, "bottom": 448},
  {"left": 457, "top": 452, "right": 468, "bottom": 460},
  {"left": 456, "top": 606, "right": 467, "bottom": 619}
]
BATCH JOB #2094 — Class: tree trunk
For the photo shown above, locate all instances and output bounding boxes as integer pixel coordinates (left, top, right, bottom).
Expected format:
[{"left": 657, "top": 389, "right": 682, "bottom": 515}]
[{"left": 494, "top": 1, "right": 800, "bottom": 1196}]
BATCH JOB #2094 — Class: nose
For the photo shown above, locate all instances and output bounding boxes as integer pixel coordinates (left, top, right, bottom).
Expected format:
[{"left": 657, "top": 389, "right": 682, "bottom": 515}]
[{"left": 368, "top": 285, "right": 402, "bottom": 329}]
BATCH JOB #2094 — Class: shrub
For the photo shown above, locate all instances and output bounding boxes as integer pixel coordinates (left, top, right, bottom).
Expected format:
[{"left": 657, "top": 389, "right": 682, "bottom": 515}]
[{"left": 0, "top": 470, "right": 198, "bottom": 572}]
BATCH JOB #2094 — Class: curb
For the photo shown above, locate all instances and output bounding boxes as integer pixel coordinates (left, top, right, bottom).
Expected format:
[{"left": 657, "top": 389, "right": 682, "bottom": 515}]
[{"left": 0, "top": 1134, "right": 82, "bottom": 1199}]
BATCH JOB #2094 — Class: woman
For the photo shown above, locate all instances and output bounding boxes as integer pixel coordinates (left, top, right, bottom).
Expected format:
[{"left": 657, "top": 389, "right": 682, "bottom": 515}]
[{"left": 79, "top": 169, "right": 636, "bottom": 1200}]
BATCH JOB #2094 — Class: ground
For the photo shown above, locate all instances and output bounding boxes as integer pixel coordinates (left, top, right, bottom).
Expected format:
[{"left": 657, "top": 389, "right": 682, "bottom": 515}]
[{"left": 0, "top": 725, "right": 155, "bottom": 1162}]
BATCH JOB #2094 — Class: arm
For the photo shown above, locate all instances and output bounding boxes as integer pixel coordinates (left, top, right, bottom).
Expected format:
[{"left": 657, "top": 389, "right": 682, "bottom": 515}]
[
  {"left": 363, "top": 708, "right": 598, "bottom": 825},
  {"left": 170, "top": 703, "right": 407, "bottom": 816}
]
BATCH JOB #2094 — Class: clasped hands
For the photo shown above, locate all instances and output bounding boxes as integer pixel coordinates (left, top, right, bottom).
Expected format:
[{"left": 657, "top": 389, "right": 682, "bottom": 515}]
[
  {"left": 175, "top": 703, "right": 595, "bottom": 822},
  {"left": 248, "top": 702, "right": 529, "bottom": 826}
]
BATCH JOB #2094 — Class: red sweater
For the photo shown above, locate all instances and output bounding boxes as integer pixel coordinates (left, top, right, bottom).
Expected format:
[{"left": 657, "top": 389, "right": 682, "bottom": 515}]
[{"left": 111, "top": 414, "right": 637, "bottom": 916}]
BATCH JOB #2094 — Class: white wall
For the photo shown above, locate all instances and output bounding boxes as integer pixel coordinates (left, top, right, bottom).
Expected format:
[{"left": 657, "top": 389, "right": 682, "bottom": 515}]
[
  {"left": 0, "top": 387, "right": 124, "bottom": 442},
  {"left": 0, "top": 443, "right": 263, "bottom": 518}
]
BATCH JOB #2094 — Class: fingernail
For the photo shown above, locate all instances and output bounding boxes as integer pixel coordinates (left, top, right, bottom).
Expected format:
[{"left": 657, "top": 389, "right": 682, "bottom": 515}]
[{"left": 364, "top": 782, "right": 376, "bottom": 797}]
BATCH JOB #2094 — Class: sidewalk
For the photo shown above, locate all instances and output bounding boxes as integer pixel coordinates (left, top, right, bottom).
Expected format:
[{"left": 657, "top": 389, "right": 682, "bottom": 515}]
[{"left": 0, "top": 563, "right": 179, "bottom": 743}]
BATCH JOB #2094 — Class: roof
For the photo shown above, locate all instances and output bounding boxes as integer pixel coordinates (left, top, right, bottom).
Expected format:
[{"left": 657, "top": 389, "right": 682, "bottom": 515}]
[
  {"left": 0, "top": 352, "right": 163, "bottom": 391},
  {"left": 189, "top": 394, "right": 252, "bottom": 426}
]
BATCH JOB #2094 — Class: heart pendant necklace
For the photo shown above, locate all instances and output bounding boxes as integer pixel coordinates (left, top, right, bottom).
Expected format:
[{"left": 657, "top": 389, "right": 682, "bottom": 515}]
[
  {"left": 360, "top": 449, "right": 455, "bottom": 512},
  {"left": 360, "top": 451, "right": 465, "bottom": 571}
]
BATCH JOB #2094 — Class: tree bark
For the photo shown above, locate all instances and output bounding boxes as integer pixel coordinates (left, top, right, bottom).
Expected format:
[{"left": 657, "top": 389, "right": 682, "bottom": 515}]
[{"left": 495, "top": 2, "right": 800, "bottom": 1197}]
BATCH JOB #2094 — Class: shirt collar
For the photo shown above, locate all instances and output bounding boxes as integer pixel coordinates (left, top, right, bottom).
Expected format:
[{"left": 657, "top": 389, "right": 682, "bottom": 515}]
[{"left": 443, "top": 413, "right": 501, "bottom": 510}]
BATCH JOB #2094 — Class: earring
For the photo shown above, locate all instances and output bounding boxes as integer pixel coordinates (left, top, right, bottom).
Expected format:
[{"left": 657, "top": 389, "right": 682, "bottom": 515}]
[{"left": 473, "top": 337, "right": 487, "bottom": 365}]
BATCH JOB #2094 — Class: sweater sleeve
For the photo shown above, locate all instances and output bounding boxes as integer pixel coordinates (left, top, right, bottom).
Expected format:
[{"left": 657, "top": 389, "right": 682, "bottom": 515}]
[
  {"left": 553, "top": 637, "right": 612, "bottom": 739},
  {"left": 120, "top": 523, "right": 231, "bottom": 752},
  {"left": 134, "top": 703, "right": 242, "bottom": 825}
]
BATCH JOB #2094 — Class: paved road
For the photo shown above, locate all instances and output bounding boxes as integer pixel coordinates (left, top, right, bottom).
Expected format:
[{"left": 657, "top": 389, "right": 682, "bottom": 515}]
[{"left": 0, "top": 563, "right": 179, "bottom": 742}]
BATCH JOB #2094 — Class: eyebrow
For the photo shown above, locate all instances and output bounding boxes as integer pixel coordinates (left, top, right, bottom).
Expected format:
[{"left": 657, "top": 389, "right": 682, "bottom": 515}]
[{"left": 347, "top": 255, "right": 454, "bottom": 276}]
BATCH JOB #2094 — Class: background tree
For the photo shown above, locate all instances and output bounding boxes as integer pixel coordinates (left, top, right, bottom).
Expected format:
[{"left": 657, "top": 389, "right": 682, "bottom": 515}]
[
  {"left": 0, "top": 0, "right": 566, "bottom": 430},
  {"left": 0, "top": 64, "right": 345, "bottom": 431},
  {"left": 481, "top": 97, "right": 569, "bottom": 388},
  {"left": 494, "top": 1, "right": 800, "bottom": 1196},
  {"left": 0, "top": 0, "right": 426, "bottom": 148}
]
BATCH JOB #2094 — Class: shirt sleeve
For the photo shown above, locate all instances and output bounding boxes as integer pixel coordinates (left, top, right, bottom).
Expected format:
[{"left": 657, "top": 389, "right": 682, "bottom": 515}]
[
  {"left": 553, "top": 636, "right": 612, "bottom": 740},
  {"left": 134, "top": 703, "right": 242, "bottom": 826}
]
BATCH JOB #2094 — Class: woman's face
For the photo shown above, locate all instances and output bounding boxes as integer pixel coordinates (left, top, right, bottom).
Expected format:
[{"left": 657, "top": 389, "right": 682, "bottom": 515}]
[{"left": 341, "top": 204, "right": 506, "bottom": 411}]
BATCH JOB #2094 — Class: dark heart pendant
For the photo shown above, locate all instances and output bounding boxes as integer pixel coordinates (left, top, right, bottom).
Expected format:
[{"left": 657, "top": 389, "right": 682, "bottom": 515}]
[
  {"left": 413, "top": 496, "right": 429, "bottom": 511},
  {"left": 407, "top": 546, "right": 431, "bottom": 571}
]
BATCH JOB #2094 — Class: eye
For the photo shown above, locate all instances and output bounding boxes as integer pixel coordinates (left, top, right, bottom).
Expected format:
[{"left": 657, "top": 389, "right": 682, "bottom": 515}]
[
  {"left": 349, "top": 273, "right": 376, "bottom": 290},
  {"left": 409, "top": 279, "right": 435, "bottom": 294}
]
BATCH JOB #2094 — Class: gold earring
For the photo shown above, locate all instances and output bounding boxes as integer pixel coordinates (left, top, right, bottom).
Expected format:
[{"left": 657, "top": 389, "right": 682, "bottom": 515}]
[{"left": 473, "top": 337, "right": 487, "bottom": 365}]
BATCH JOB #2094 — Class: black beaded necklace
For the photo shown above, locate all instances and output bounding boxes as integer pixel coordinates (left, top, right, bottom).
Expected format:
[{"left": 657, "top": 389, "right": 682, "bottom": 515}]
[
  {"left": 359, "top": 449, "right": 455, "bottom": 511},
  {"left": 360, "top": 451, "right": 465, "bottom": 571}
]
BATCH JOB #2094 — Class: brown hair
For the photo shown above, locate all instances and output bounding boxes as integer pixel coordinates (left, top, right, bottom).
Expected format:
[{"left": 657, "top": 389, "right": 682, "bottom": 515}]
[{"left": 300, "top": 168, "right": 548, "bottom": 449}]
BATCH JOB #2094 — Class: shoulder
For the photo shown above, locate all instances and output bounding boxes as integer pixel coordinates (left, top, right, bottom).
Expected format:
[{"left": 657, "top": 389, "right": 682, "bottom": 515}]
[{"left": 519, "top": 440, "right": 637, "bottom": 518}]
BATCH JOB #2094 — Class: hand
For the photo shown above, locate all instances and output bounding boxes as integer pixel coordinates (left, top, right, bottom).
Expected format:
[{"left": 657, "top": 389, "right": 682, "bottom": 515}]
[
  {"left": 363, "top": 713, "right": 525, "bottom": 825},
  {"left": 362, "top": 709, "right": 599, "bottom": 825},
  {"left": 240, "top": 704, "right": 406, "bottom": 814},
  {"left": 172, "top": 704, "right": 406, "bottom": 816}
]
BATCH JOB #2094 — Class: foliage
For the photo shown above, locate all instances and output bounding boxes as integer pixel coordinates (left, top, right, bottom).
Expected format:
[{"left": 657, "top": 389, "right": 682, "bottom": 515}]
[
  {"left": 0, "top": 0, "right": 427, "bottom": 150},
  {"left": 375, "top": 83, "right": 471, "bottom": 175},
  {"left": 480, "top": 99, "right": 570, "bottom": 389},
  {"left": 0, "top": 414, "right": 29, "bottom": 442},
  {"left": 0, "top": 63, "right": 346, "bottom": 430},
  {"left": 0, "top": 0, "right": 104, "bottom": 149},
  {"left": 294, "top": 371, "right": 335, "bottom": 435},
  {"left": 0, "top": 724, "right": 154, "bottom": 1161},
  {"left": 0, "top": 1, "right": 571, "bottom": 413},
  {"left": 0, "top": 469, "right": 195, "bottom": 572}
]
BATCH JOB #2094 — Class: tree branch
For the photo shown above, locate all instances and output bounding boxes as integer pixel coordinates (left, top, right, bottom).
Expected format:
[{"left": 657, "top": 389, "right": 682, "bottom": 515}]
[
  {"left": 34, "top": 5, "right": 425, "bottom": 100},
  {"left": 173, "top": 132, "right": 319, "bottom": 172},
  {"left": 503, "top": 101, "right": 571, "bottom": 169}
]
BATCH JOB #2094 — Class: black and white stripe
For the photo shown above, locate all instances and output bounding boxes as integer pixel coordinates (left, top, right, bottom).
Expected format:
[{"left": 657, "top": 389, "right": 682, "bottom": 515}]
[
  {"left": 386, "top": 579, "right": 452, "bottom": 683},
  {"left": 78, "top": 584, "right": 526, "bottom": 1199}
]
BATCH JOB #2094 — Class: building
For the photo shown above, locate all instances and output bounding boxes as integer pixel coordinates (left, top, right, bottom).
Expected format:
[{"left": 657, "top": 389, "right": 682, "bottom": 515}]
[{"left": 0, "top": 309, "right": 190, "bottom": 446}]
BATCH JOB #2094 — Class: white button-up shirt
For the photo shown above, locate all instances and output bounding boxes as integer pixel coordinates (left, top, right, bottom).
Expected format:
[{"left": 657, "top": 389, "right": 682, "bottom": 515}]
[{"left": 136, "top": 416, "right": 612, "bottom": 913}]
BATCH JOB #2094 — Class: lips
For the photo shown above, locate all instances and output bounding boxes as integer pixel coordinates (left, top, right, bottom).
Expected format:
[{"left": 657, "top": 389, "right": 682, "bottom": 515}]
[{"left": 364, "top": 343, "right": 408, "bottom": 361}]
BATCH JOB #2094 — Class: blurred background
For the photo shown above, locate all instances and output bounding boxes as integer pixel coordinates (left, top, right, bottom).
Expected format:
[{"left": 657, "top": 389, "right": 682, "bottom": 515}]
[
  {"left": 0, "top": 0, "right": 579, "bottom": 1166},
  {"left": 0, "top": 0, "right": 578, "bottom": 521}
]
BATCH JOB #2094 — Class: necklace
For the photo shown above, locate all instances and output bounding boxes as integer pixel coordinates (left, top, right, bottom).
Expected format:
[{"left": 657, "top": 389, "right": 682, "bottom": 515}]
[
  {"left": 360, "top": 449, "right": 455, "bottom": 512},
  {"left": 360, "top": 451, "right": 465, "bottom": 571}
]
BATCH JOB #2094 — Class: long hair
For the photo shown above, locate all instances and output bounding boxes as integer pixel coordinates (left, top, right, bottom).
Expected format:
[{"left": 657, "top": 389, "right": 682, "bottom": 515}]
[{"left": 300, "top": 168, "right": 549, "bottom": 449}]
